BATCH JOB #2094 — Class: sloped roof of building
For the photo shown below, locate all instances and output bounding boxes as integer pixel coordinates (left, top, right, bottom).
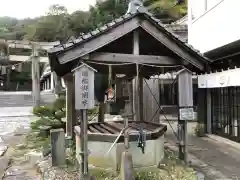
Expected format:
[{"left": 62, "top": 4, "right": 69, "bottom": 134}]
[
  {"left": 48, "top": 6, "right": 210, "bottom": 76},
  {"left": 48, "top": 11, "right": 204, "bottom": 60}
]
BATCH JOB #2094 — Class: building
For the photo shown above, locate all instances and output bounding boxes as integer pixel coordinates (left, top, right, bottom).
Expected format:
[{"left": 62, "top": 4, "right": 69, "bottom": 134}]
[
  {"left": 188, "top": 0, "right": 240, "bottom": 142},
  {"left": 40, "top": 15, "right": 195, "bottom": 116}
]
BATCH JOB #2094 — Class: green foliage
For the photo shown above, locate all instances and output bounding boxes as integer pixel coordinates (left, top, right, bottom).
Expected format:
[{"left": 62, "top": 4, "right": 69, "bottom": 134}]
[
  {"left": 31, "top": 96, "right": 66, "bottom": 130},
  {"left": 194, "top": 123, "right": 205, "bottom": 137},
  {"left": 0, "top": 0, "right": 187, "bottom": 41},
  {"left": 88, "top": 148, "right": 197, "bottom": 180},
  {"left": 146, "top": 0, "right": 187, "bottom": 23},
  {"left": 26, "top": 131, "right": 50, "bottom": 150}
]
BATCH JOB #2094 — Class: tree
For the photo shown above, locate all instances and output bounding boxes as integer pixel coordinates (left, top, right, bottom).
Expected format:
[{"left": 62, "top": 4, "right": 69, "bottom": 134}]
[
  {"left": 88, "top": 0, "right": 128, "bottom": 28},
  {"left": 25, "top": 4, "right": 72, "bottom": 42},
  {"left": 146, "top": 0, "right": 187, "bottom": 23},
  {"left": 68, "top": 11, "right": 91, "bottom": 36},
  {"left": 48, "top": 4, "right": 68, "bottom": 16},
  {"left": 0, "top": 0, "right": 187, "bottom": 41}
]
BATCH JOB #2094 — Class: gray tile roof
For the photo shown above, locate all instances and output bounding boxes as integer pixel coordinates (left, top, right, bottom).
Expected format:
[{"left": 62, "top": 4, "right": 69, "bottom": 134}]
[{"left": 48, "top": 9, "right": 210, "bottom": 63}]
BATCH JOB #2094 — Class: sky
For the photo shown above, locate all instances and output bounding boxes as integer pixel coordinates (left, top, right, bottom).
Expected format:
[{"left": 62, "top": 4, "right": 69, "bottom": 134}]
[{"left": 0, "top": 0, "right": 96, "bottom": 19}]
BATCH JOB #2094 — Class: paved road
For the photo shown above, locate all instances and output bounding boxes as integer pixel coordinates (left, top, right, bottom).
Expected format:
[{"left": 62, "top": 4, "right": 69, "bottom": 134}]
[
  {"left": 0, "top": 107, "right": 39, "bottom": 180},
  {"left": 0, "top": 107, "right": 33, "bottom": 136},
  {"left": 163, "top": 120, "right": 240, "bottom": 180},
  {"left": 0, "top": 107, "right": 33, "bottom": 117}
]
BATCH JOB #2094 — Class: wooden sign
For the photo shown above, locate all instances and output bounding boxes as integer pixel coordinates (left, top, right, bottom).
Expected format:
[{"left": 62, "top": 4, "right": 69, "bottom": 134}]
[{"left": 73, "top": 63, "right": 97, "bottom": 109}]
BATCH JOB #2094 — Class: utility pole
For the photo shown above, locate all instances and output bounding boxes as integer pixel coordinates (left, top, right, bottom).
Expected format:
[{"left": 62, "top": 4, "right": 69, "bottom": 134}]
[
  {"left": 31, "top": 43, "right": 41, "bottom": 108},
  {"left": 177, "top": 68, "right": 194, "bottom": 165}
]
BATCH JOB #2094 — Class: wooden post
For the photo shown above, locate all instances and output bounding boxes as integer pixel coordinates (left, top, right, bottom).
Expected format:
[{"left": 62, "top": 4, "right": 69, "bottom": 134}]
[
  {"left": 139, "top": 76, "right": 144, "bottom": 121},
  {"left": 50, "top": 128, "right": 66, "bottom": 166},
  {"left": 5, "top": 67, "right": 11, "bottom": 91},
  {"left": 73, "top": 63, "right": 96, "bottom": 180},
  {"left": 128, "top": 80, "right": 134, "bottom": 120},
  {"left": 197, "top": 88, "right": 207, "bottom": 134},
  {"left": 206, "top": 89, "right": 212, "bottom": 134},
  {"left": 64, "top": 74, "right": 76, "bottom": 138},
  {"left": 177, "top": 69, "right": 193, "bottom": 165},
  {"left": 53, "top": 71, "right": 62, "bottom": 96},
  {"left": 32, "top": 43, "right": 41, "bottom": 108},
  {"left": 106, "top": 65, "right": 112, "bottom": 114},
  {"left": 135, "top": 64, "right": 140, "bottom": 121},
  {"left": 98, "top": 102, "right": 105, "bottom": 123},
  {"left": 83, "top": 109, "right": 89, "bottom": 176},
  {"left": 133, "top": 30, "right": 140, "bottom": 121}
]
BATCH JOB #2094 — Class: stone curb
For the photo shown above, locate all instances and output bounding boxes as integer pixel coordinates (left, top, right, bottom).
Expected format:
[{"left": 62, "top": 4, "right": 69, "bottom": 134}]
[
  {"left": 206, "top": 134, "right": 240, "bottom": 151},
  {"left": 164, "top": 141, "right": 228, "bottom": 180},
  {"left": 0, "top": 115, "right": 34, "bottom": 118}
]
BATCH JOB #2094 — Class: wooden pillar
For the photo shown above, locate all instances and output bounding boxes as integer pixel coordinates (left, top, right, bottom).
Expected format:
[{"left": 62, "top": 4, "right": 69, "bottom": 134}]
[
  {"left": 50, "top": 72, "right": 54, "bottom": 90},
  {"left": 139, "top": 77, "right": 144, "bottom": 121},
  {"left": 98, "top": 102, "right": 105, "bottom": 123},
  {"left": 178, "top": 69, "right": 193, "bottom": 164},
  {"left": 53, "top": 71, "right": 62, "bottom": 96},
  {"left": 32, "top": 43, "right": 41, "bottom": 108},
  {"left": 64, "top": 74, "right": 76, "bottom": 138},
  {"left": 206, "top": 89, "right": 212, "bottom": 134},
  {"left": 197, "top": 88, "right": 207, "bottom": 132},
  {"left": 133, "top": 30, "right": 140, "bottom": 121}
]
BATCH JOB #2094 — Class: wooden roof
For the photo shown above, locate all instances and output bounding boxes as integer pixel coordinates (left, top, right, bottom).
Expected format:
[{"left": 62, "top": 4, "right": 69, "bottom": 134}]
[{"left": 48, "top": 9, "right": 210, "bottom": 77}]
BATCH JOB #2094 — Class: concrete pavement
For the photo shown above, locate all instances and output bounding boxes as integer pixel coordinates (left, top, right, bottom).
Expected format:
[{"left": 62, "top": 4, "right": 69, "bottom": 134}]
[{"left": 163, "top": 120, "right": 240, "bottom": 180}]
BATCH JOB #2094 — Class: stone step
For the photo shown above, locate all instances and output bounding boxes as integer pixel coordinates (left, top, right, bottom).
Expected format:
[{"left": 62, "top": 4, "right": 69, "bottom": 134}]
[{"left": 0, "top": 91, "right": 56, "bottom": 107}]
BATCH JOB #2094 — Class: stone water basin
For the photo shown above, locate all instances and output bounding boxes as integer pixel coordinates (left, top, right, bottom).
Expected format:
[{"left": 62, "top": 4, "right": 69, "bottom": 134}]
[{"left": 75, "top": 120, "right": 167, "bottom": 171}]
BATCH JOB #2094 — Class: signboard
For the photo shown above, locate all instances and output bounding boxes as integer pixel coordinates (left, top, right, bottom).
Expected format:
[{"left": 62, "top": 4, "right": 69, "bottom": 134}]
[
  {"left": 179, "top": 108, "right": 194, "bottom": 121},
  {"left": 73, "top": 63, "right": 97, "bottom": 109}
]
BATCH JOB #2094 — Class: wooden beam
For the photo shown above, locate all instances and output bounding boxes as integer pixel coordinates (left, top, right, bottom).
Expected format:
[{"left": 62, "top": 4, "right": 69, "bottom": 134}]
[
  {"left": 9, "top": 55, "right": 49, "bottom": 63},
  {"left": 7, "top": 40, "right": 60, "bottom": 50},
  {"left": 83, "top": 52, "right": 177, "bottom": 65},
  {"left": 64, "top": 73, "right": 76, "bottom": 137},
  {"left": 58, "top": 18, "right": 140, "bottom": 64},
  {"left": 140, "top": 19, "right": 205, "bottom": 70}
]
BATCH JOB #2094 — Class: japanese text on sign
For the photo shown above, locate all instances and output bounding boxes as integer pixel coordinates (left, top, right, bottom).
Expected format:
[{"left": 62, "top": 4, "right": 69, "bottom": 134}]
[
  {"left": 179, "top": 108, "right": 194, "bottom": 121},
  {"left": 81, "top": 70, "right": 89, "bottom": 107},
  {"left": 74, "top": 64, "right": 96, "bottom": 110}
]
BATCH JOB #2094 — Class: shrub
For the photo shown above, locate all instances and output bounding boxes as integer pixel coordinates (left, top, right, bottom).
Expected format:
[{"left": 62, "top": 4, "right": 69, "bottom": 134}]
[
  {"left": 31, "top": 96, "right": 66, "bottom": 130},
  {"left": 194, "top": 123, "right": 205, "bottom": 137},
  {"left": 31, "top": 96, "right": 99, "bottom": 130}
]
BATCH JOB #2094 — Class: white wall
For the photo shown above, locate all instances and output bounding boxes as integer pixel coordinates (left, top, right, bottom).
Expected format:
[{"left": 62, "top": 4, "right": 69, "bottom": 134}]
[{"left": 188, "top": 0, "right": 240, "bottom": 53}]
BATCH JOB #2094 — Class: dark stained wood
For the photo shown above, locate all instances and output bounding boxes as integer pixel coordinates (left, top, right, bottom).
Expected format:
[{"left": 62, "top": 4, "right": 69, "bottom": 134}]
[
  {"left": 82, "top": 52, "right": 177, "bottom": 65},
  {"left": 91, "top": 124, "right": 108, "bottom": 133},
  {"left": 88, "top": 125, "right": 99, "bottom": 133},
  {"left": 103, "top": 122, "right": 122, "bottom": 132},
  {"left": 140, "top": 19, "right": 205, "bottom": 70},
  {"left": 58, "top": 18, "right": 140, "bottom": 64},
  {"left": 142, "top": 121, "right": 162, "bottom": 129},
  {"left": 132, "top": 122, "right": 154, "bottom": 131},
  {"left": 99, "top": 124, "right": 116, "bottom": 134},
  {"left": 74, "top": 121, "right": 167, "bottom": 143},
  {"left": 113, "top": 121, "right": 125, "bottom": 130},
  {"left": 118, "top": 121, "right": 152, "bottom": 131}
]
